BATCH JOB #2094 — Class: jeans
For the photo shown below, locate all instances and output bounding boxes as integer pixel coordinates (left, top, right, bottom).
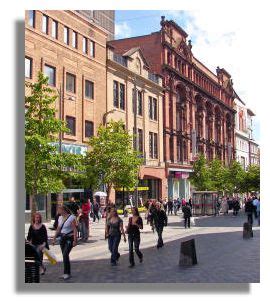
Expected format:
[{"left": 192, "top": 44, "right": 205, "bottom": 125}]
[
  {"left": 81, "top": 218, "right": 89, "bottom": 240},
  {"left": 60, "top": 237, "right": 73, "bottom": 275},
  {"left": 128, "top": 233, "right": 143, "bottom": 265},
  {"left": 156, "top": 225, "right": 164, "bottom": 247},
  {"left": 93, "top": 211, "right": 99, "bottom": 222},
  {"left": 184, "top": 217, "right": 190, "bottom": 228},
  {"left": 108, "top": 234, "right": 121, "bottom": 264}
]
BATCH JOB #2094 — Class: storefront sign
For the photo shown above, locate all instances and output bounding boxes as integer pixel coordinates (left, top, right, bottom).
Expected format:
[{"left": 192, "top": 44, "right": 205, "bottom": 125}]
[
  {"left": 50, "top": 142, "right": 88, "bottom": 155},
  {"left": 173, "top": 172, "right": 189, "bottom": 179},
  {"left": 115, "top": 187, "right": 149, "bottom": 192}
]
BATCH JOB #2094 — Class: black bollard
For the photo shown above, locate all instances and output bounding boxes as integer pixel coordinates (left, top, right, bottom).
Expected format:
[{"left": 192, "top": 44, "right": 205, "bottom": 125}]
[
  {"left": 179, "top": 239, "right": 197, "bottom": 266},
  {"left": 243, "top": 222, "right": 253, "bottom": 239}
]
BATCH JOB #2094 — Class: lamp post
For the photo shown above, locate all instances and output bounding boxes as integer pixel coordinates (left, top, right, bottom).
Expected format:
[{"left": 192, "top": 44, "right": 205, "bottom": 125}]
[{"left": 103, "top": 109, "right": 116, "bottom": 126}]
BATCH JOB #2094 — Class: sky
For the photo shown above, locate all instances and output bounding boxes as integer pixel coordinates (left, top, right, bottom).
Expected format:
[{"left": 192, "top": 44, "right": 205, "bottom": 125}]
[{"left": 115, "top": 10, "right": 260, "bottom": 143}]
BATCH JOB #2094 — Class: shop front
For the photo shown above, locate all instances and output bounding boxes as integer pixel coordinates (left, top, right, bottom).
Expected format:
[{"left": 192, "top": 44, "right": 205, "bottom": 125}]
[{"left": 167, "top": 168, "right": 192, "bottom": 201}]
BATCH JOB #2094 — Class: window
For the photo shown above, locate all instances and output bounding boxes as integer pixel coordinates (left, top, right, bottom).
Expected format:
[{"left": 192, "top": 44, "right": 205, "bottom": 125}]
[
  {"left": 85, "top": 80, "right": 94, "bottom": 99},
  {"left": 149, "top": 132, "right": 158, "bottom": 159},
  {"left": 66, "top": 73, "right": 76, "bottom": 93},
  {"left": 90, "top": 40, "right": 95, "bottom": 57},
  {"left": 72, "top": 31, "right": 78, "bottom": 48},
  {"left": 66, "top": 116, "right": 76, "bottom": 136},
  {"left": 64, "top": 27, "right": 69, "bottom": 45},
  {"left": 25, "top": 57, "right": 32, "bottom": 78},
  {"left": 113, "top": 80, "right": 119, "bottom": 108},
  {"left": 138, "top": 129, "right": 143, "bottom": 153},
  {"left": 153, "top": 133, "right": 158, "bottom": 158},
  {"left": 83, "top": 37, "right": 88, "bottom": 54},
  {"left": 44, "top": 64, "right": 56, "bottom": 86},
  {"left": 52, "top": 20, "right": 58, "bottom": 39},
  {"left": 42, "top": 15, "right": 49, "bottom": 34},
  {"left": 85, "top": 121, "right": 94, "bottom": 138},
  {"left": 119, "top": 83, "right": 125, "bottom": 110},
  {"left": 137, "top": 91, "right": 142, "bottom": 116},
  {"left": 149, "top": 96, "right": 157, "bottom": 120},
  {"left": 28, "top": 10, "right": 35, "bottom": 27}
]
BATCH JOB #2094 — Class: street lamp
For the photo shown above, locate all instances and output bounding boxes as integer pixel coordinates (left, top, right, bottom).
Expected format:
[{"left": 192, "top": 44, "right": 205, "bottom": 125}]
[{"left": 103, "top": 109, "right": 116, "bottom": 126}]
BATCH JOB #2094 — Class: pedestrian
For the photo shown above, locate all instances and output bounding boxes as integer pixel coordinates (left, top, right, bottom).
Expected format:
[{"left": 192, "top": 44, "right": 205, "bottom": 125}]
[
  {"left": 252, "top": 196, "right": 260, "bottom": 225},
  {"left": 126, "top": 207, "right": 143, "bottom": 268},
  {"left": 245, "top": 197, "right": 254, "bottom": 225},
  {"left": 105, "top": 208, "right": 126, "bottom": 266},
  {"left": 221, "top": 197, "right": 229, "bottom": 215},
  {"left": 256, "top": 198, "right": 260, "bottom": 226},
  {"left": 182, "top": 203, "right": 192, "bottom": 228},
  {"left": 188, "top": 197, "right": 193, "bottom": 209},
  {"left": 214, "top": 198, "right": 221, "bottom": 216},
  {"left": 149, "top": 201, "right": 157, "bottom": 232},
  {"left": 67, "top": 196, "right": 79, "bottom": 217},
  {"left": 52, "top": 205, "right": 77, "bottom": 280},
  {"left": 27, "top": 212, "right": 49, "bottom": 275},
  {"left": 232, "top": 197, "right": 240, "bottom": 216},
  {"left": 167, "top": 198, "right": 173, "bottom": 215},
  {"left": 92, "top": 198, "right": 100, "bottom": 222},
  {"left": 153, "top": 202, "right": 168, "bottom": 249},
  {"left": 173, "top": 199, "right": 178, "bottom": 215},
  {"left": 163, "top": 198, "right": 168, "bottom": 213},
  {"left": 80, "top": 198, "right": 91, "bottom": 241}
]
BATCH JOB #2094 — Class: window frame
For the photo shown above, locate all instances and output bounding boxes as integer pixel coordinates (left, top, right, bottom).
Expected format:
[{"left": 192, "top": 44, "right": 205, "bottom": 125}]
[
  {"left": 42, "top": 14, "right": 49, "bottom": 34},
  {"left": 66, "top": 116, "right": 76, "bottom": 136},
  {"left": 72, "top": 31, "right": 78, "bottom": 49},
  {"left": 85, "top": 79, "right": 94, "bottom": 100},
  {"left": 90, "top": 40, "right": 95, "bottom": 57},
  {"left": 64, "top": 26, "right": 69, "bottom": 45},
  {"left": 25, "top": 56, "right": 32, "bottom": 79},
  {"left": 28, "top": 10, "right": 35, "bottom": 28},
  {"left": 119, "top": 83, "right": 125, "bottom": 110},
  {"left": 83, "top": 37, "right": 88, "bottom": 54},
  {"left": 66, "top": 72, "right": 76, "bottom": 94},
  {"left": 113, "top": 80, "right": 119, "bottom": 108},
  {"left": 51, "top": 20, "right": 58, "bottom": 39},
  {"left": 44, "top": 64, "right": 56, "bottom": 87},
  {"left": 85, "top": 120, "right": 94, "bottom": 138}
]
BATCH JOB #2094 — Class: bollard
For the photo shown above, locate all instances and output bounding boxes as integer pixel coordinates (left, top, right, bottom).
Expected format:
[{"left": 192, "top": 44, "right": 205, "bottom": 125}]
[
  {"left": 243, "top": 222, "right": 253, "bottom": 239},
  {"left": 179, "top": 239, "right": 197, "bottom": 266}
]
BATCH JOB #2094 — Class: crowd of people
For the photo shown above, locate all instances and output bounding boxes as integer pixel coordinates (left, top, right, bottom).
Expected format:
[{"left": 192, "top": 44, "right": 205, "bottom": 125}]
[{"left": 26, "top": 193, "right": 259, "bottom": 281}]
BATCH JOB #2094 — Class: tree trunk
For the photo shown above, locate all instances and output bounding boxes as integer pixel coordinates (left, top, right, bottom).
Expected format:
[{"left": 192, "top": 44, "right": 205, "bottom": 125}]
[
  {"left": 106, "top": 184, "right": 112, "bottom": 205},
  {"left": 30, "top": 194, "right": 37, "bottom": 219}
]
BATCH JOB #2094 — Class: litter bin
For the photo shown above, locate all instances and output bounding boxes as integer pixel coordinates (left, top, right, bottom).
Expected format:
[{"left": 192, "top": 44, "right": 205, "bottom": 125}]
[{"left": 25, "top": 241, "right": 41, "bottom": 283}]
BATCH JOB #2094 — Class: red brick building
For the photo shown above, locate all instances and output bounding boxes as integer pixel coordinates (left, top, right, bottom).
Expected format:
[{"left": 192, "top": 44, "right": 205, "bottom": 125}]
[{"left": 109, "top": 16, "right": 236, "bottom": 200}]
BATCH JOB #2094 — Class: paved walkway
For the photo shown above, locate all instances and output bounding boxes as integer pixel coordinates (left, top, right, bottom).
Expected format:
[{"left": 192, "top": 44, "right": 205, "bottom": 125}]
[{"left": 26, "top": 211, "right": 260, "bottom": 283}]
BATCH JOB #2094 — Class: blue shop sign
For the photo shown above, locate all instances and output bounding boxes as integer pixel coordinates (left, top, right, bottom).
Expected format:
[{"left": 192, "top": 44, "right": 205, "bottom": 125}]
[{"left": 51, "top": 142, "right": 88, "bottom": 156}]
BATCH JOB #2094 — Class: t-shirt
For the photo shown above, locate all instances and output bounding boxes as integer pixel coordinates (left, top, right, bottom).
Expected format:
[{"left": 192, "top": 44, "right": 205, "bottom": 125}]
[
  {"left": 107, "top": 218, "right": 123, "bottom": 237},
  {"left": 27, "top": 224, "right": 49, "bottom": 248},
  {"left": 58, "top": 215, "right": 76, "bottom": 235}
]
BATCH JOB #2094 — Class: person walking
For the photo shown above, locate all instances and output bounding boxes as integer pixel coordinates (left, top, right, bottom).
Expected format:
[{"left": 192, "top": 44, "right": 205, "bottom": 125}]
[
  {"left": 105, "top": 208, "right": 126, "bottom": 266},
  {"left": 163, "top": 198, "right": 168, "bottom": 213},
  {"left": 52, "top": 205, "right": 77, "bottom": 280},
  {"left": 182, "top": 203, "right": 192, "bottom": 228},
  {"left": 252, "top": 196, "right": 260, "bottom": 226},
  {"left": 173, "top": 199, "right": 178, "bottom": 215},
  {"left": 232, "top": 197, "right": 240, "bottom": 216},
  {"left": 215, "top": 198, "right": 221, "bottom": 216},
  {"left": 221, "top": 197, "right": 229, "bottom": 215},
  {"left": 126, "top": 207, "right": 143, "bottom": 268},
  {"left": 80, "top": 198, "right": 91, "bottom": 241},
  {"left": 67, "top": 196, "right": 79, "bottom": 217},
  {"left": 245, "top": 197, "right": 254, "bottom": 225},
  {"left": 153, "top": 202, "right": 168, "bottom": 249},
  {"left": 167, "top": 198, "right": 173, "bottom": 215},
  {"left": 27, "top": 212, "right": 49, "bottom": 275},
  {"left": 92, "top": 198, "right": 100, "bottom": 222}
]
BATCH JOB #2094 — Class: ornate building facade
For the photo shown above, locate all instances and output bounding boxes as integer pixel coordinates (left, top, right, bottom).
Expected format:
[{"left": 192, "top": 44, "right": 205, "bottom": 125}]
[{"left": 109, "top": 16, "right": 236, "bottom": 199}]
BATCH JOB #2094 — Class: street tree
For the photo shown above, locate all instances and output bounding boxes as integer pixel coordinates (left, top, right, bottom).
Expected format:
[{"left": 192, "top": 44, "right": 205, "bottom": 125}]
[
  {"left": 189, "top": 154, "right": 211, "bottom": 191},
  {"left": 84, "top": 120, "right": 143, "bottom": 201},
  {"left": 208, "top": 159, "right": 227, "bottom": 192},
  {"left": 241, "top": 164, "right": 260, "bottom": 193},
  {"left": 25, "top": 72, "right": 83, "bottom": 216}
]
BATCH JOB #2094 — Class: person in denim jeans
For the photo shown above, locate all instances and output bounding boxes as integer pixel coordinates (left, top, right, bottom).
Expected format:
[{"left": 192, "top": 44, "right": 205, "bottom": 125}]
[
  {"left": 52, "top": 205, "right": 77, "bottom": 280},
  {"left": 126, "top": 207, "right": 143, "bottom": 268},
  {"left": 105, "top": 208, "right": 126, "bottom": 266}
]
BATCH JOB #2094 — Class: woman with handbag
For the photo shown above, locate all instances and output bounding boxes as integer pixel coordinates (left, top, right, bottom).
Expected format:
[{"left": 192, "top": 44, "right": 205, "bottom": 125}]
[
  {"left": 27, "top": 212, "right": 49, "bottom": 275},
  {"left": 126, "top": 207, "right": 143, "bottom": 268},
  {"left": 52, "top": 205, "right": 77, "bottom": 280},
  {"left": 105, "top": 208, "right": 126, "bottom": 266}
]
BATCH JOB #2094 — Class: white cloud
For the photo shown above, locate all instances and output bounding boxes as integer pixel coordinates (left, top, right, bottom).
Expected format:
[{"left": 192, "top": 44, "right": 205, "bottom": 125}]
[{"left": 115, "top": 22, "right": 132, "bottom": 39}]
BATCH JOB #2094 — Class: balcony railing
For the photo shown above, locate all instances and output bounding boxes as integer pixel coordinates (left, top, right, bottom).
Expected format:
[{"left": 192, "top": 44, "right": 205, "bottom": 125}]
[{"left": 113, "top": 53, "right": 127, "bottom": 67}]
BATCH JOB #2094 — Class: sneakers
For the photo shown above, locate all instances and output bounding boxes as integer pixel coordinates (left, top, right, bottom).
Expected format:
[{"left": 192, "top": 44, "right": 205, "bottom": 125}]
[{"left": 59, "top": 274, "right": 71, "bottom": 280}]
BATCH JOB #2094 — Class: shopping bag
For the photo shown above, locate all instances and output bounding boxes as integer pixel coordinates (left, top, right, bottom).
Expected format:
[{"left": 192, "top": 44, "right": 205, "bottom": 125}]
[
  {"left": 42, "top": 248, "right": 57, "bottom": 265},
  {"left": 190, "top": 217, "right": 196, "bottom": 226}
]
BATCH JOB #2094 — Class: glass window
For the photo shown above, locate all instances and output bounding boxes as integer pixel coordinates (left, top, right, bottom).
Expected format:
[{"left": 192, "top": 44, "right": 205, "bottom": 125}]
[
  {"left": 149, "top": 132, "right": 153, "bottom": 158},
  {"left": 153, "top": 98, "right": 157, "bottom": 120},
  {"left": 83, "top": 37, "right": 88, "bottom": 54},
  {"left": 149, "top": 132, "right": 158, "bottom": 159},
  {"left": 153, "top": 133, "right": 158, "bottom": 158},
  {"left": 42, "top": 15, "right": 49, "bottom": 34},
  {"left": 52, "top": 20, "right": 58, "bottom": 39},
  {"left": 28, "top": 10, "right": 35, "bottom": 27},
  {"left": 72, "top": 31, "right": 77, "bottom": 48},
  {"left": 138, "top": 91, "right": 142, "bottom": 116},
  {"left": 119, "top": 83, "right": 125, "bottom": 110},
  {"left": 113, "top": 80, "right": 119, "bottom": 108},
  {"left": 25, "top": 57, "right": 32, "bottom": 78},
  {"left": 66, "top": 73, "right": 76, "bottom": 93},
  {"left": 64, "top": 27, "right": 69, "bottom": 45},
  {"left": 138, "top": 129, "right": 143, "bottom": 153},
  {"left": 85, "top": 121, "right": 94, "bottom": 138},
  {"left": 44, "top": 64, "right": 56, "bottom": 86},
  {"left": 90, "top": 40, "right": 95, "bottom": 57},
  {"left": 85, "top": 80, "right": 94, "bottom": 99},
  {"left": 66, "top": 116, "right": 76, "bottom": 135}
]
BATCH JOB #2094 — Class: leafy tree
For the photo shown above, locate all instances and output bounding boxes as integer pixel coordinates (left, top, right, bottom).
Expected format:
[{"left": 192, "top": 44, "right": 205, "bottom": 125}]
[
  {"left": 84, "top": 120, "right": 143, "bottom": 201},
  {"left": 242, "top": 164, "right": 260, "bottom": 193},
  {"left": 224, "top": 160, "right": 246, "bottom": 194},
  {"left": 189, "top": 154, "right": 211, "bottom": 191},
  {"left": 208, "top": 159, "right": 227, "bottom": 192},
  {"left": 25, "top": 72, "right": 83, "bottom": 216}
]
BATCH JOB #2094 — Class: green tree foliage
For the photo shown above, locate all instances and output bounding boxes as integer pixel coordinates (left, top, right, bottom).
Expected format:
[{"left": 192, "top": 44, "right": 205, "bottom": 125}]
[
  {"left": 208, "top": 159, "right": 227, "bottom": 192},
  {"left": 189, "top": 154, "right": 211, "bottom": 191},
  {"left": 242, "top": 164, "right": 260, "bottom": 193},
  {"left": 225, "top": 160, "right": 246, "bottom": 194},
  {"left": 25, "top": 72, "right": 83, "bottom": 215},
  {"left": 84, "top": 120, "right": 143, "bottom": 199}
]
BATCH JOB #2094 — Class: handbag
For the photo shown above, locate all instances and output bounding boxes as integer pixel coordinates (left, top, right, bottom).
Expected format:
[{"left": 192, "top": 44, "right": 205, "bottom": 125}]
[{"left": 42, "top": 248, "right": 57, "bottom": 265}]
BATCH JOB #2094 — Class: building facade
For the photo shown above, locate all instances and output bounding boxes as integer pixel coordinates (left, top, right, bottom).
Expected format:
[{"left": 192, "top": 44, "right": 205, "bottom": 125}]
[
  {"left": 107, "top": 45, "right": 166, "bottom": 204},
  {"left": 76, "top": 10, "right": 115, "bottom": 41},
  {"left": 109, "top": 17, "right": 236, "bottom": 200},
  {"left": 25, "top": 10, "right": 108, "bottom": 220}
]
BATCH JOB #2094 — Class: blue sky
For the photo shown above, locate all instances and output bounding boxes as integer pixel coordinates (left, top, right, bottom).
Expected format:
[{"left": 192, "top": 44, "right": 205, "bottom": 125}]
[{"left": 115, "top": 10, "right": 260, "bottom": 143}]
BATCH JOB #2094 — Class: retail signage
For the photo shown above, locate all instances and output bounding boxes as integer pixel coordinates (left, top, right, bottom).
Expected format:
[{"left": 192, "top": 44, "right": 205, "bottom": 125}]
[
  {"left": 115, "top": 187, "right": 149, "bottom": 192},
  {"left": 50, "top": 142, "right": 88, "bottom": 155},
  {"left": 173, "top": 171, "right": 189, "bottom": 179}
]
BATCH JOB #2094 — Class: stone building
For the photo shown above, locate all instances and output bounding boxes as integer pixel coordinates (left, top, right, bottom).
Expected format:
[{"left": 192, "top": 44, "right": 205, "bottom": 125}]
[
  {"left": 106, "top": 45, "right": 165, "bottom": 204},
  {"left": 25, "top": 10, "right": 108, "bottom": 220},
  {"left": 109, "top": 16, "right": 236, "bottom": 200}
]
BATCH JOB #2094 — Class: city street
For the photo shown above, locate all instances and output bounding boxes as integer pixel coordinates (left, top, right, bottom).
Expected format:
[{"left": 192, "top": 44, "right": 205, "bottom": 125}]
[{"left": 25, "top": 211, "right": 260, "bottom": 283}]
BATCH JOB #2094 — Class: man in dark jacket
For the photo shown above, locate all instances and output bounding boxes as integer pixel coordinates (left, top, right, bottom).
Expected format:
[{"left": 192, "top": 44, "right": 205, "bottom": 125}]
[
  {"left": 153, "top": 202, "right": 168, "bottom": 249},
  {"left": 67, "top": 196, "right": 79, "bottom": 216},
  {"left": 182, "top": 204, "right": 192, "bottom": 228},
  {"left": 245, "top": 198, "right": 255, "bottom": 225}
]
